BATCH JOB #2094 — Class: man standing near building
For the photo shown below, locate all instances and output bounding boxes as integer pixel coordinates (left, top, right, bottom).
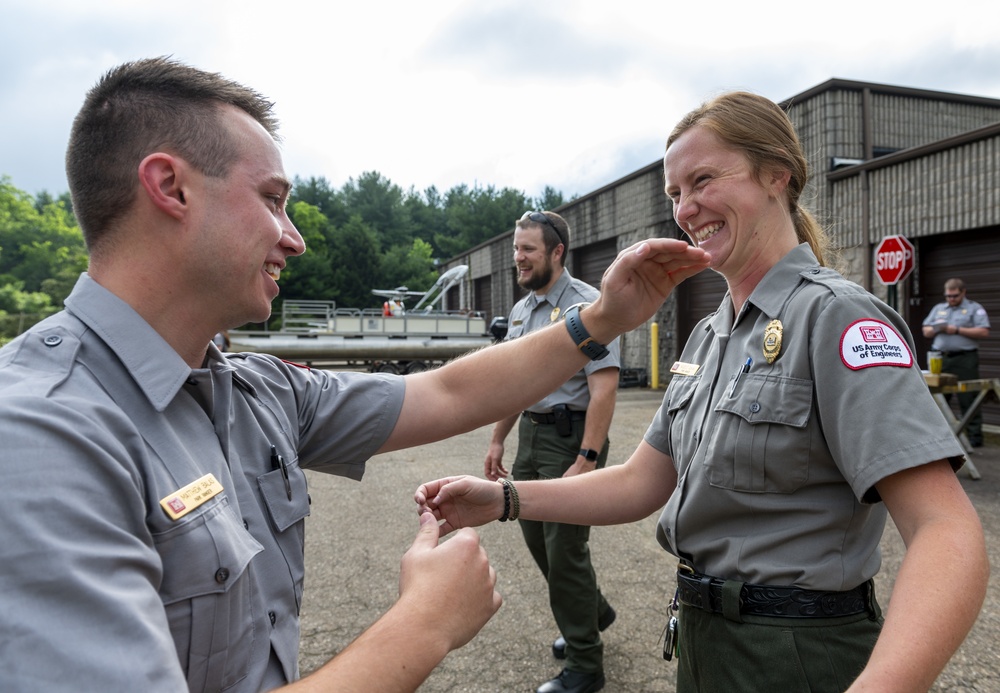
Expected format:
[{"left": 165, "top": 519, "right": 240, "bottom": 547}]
[
  {"left": 484, "top": 211, "right": 618, "bottom": 693},
  {"left": 923, "top": 277, "right": 991, "bottom": 446}
]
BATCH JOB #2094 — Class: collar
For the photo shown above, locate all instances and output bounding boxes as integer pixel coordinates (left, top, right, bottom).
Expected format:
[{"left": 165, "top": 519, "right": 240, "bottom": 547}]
[
  {"left": 747, "top": 243, "right": 820, "bottom": 318},
  {"left": 63, "top": 273, "right": 201, "bottom": 412},
  {"left": 707, "top": 244, "right": 820, "bottom": 335}
]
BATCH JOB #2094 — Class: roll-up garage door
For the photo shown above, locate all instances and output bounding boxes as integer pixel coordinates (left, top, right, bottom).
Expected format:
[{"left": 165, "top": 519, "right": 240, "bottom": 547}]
[
  {"left": 675, "top": 269, "right": 728, "bottom": 348},
  {"left": 473, "top": 275, "right": 492, "bottom": 323},
  {"left": 574, "top": 239, "right": 619, "bottom": 289}
]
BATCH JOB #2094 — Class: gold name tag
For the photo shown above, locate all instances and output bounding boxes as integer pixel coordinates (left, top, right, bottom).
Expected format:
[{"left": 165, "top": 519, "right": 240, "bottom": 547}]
[
  {"left": 160, "top": 473, "right": 224, "bottom": 521},
  {"left": 669, "top": 361, "right": 700, "bottom": 376}
]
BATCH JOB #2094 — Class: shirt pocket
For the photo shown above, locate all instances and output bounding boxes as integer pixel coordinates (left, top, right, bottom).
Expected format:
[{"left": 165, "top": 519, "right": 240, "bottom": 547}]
[
  {"left": 258, "top": 454, "right": 311, "bottom": 610},
  {"left": 705, "top": 374, "right": 813, "bottom": 494},
  {"left": 153, "top": 495, "right": 263, "bottom": 691},
  {"left": 258, "top": 454, "right": 310, "bottom": 534},
  {"left": 663, "top": 374, "right": 701, "bottom": 457}
]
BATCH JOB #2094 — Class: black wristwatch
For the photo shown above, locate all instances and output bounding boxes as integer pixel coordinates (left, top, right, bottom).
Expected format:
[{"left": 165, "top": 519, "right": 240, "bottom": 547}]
[
  {"left": 578, "top": 448, "right": 599, "bottom": 461},
  {"left": 564, "top": 303, "right": 609, "bottom": 361}
]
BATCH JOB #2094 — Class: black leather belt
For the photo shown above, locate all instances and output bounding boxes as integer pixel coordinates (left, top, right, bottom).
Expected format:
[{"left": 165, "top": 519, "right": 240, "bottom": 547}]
[
  {"left": 676, "top": 569, "right": 872, "bottom": 619},
  {"left": 522, "top": 410, "right": 586, "bottom": 424}
]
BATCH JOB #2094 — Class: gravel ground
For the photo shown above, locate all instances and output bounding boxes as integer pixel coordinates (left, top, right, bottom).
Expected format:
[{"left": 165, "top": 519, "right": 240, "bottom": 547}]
[{"left": 298, "top": 388, "right": 1000, "bottom": 692}]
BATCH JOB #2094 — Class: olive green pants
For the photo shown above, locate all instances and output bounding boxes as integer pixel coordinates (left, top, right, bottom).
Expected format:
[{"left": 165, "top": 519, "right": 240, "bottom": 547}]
[
  {"left": 674, "top": 592, "right": 883, "bottom": 692},
  {"left": 513, "top": 415, "right": 610, "bottom": 674}
]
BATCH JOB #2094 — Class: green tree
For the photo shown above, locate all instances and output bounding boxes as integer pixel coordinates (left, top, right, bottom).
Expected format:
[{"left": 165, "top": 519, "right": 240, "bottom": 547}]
[
  {"left": 435, "top": 184, "right": 532, "bottom": 258},
  {"left": 290, "top": 176, "right": 348, "bottom": 227},
  {"left": 404, "top": 185, "right": 448, "bottom": 256},
  {"left": 0, "top": 177, "right": 86, "bottom": 306},
  {"left": 380, "top": 238, "right": 438, "bottom": 293},
  {"left": 0, "top": 281, "right": 54, "bottom": 313},
  {"left": 328, "top": 215, "right": 382, "bottom": 309},
  {"left": 280, "top": 201, "right": 337, "bottom": 304},
  {"left": 340, "top": 172, "right": 414, "bottom": 250},
  {"left": 534, "top": 185, "right": 566, "bottom": 212}
]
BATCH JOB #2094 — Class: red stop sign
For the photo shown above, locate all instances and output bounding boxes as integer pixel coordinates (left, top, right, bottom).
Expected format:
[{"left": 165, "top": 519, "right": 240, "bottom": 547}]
[{"left": 874, "top": 235, "right": 914, "bottom": 285}]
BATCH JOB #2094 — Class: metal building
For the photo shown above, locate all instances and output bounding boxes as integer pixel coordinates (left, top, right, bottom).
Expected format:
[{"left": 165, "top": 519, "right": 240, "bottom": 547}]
[{"left": 445, "top": 79, "right": 1000, "bottom": 425}]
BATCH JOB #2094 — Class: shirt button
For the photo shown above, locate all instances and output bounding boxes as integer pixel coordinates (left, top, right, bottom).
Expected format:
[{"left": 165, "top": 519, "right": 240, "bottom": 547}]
[
  {"left": 243, "top": 519, "right": 249, "bottom": 530},
  {"left": 269, "top": 611, "right": 277, "bottom": 626},
  {"left": 749, "top": 402, "right": 761, "bottom": 413},
  {"left": 214, "top": 568, "right": 230, "bottom": 584},
  {"left": 43, "top": 335, "right": 62, "bottom": 347}
]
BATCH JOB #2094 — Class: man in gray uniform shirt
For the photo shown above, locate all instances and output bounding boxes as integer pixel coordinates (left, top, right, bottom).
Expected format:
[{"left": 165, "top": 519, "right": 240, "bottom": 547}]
[
  {"left": 922, "top": 277, "right": 991, "bottom": 446},
  {"left": 484, "top": 211, "right": 619, "bottom": 693},
  {"left": 0, "top": 58, "right": 711, "bottom": 692}
]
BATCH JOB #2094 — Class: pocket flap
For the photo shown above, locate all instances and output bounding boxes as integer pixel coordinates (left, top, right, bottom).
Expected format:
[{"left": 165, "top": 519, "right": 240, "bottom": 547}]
[{"left": 715, "top": 374, "right": 812, "bottom": 427}]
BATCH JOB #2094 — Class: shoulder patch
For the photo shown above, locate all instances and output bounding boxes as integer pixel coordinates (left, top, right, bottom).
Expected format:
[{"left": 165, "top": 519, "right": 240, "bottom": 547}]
[{"left": 840, "top": 319, "right": 913, "bottom": 370}]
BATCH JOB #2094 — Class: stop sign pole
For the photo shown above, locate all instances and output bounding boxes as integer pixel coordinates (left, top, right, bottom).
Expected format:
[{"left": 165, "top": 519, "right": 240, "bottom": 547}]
[{"left": 874, "top": 235, "right": 915, "bottom": 312}]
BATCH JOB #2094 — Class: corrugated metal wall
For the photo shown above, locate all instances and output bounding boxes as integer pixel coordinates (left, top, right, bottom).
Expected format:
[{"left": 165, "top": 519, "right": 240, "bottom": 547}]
[
  {"left": 868, "top": 137, "right": 1000, "bottom": 242},
  {"left": 445, "top": 80, "right": 1000, "bottom": 388}
]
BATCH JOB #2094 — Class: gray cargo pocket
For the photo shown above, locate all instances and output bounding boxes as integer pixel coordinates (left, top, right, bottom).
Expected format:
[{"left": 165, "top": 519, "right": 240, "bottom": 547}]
[{"left": 706, "top": 374, "right": 813, "bottom": 493}]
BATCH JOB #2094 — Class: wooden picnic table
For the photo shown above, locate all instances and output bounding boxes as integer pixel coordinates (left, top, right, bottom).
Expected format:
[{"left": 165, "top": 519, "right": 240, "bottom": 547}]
[{"left": 924, "top": 374, "right": 1000, "bottom": 480}]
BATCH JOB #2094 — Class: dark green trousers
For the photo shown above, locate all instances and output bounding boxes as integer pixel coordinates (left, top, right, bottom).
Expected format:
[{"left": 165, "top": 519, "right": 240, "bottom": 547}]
[
  {"left": 942, "top": 349, "right": 982, "bottom": 443},
  {"left": 513, "top": 415, "right": 610, "bottom": 674},
  {"left": 675, "top": 590, "right": 883, "bottom": 692}
]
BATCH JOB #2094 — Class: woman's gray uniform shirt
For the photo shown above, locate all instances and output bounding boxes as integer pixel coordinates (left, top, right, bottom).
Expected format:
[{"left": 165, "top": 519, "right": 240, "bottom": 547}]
[
  {"left": 644, "top": 244, "right": 964, "bottom": 591},
  {"left": 0, "top": 274, "right": 405, "bottom": 692}
]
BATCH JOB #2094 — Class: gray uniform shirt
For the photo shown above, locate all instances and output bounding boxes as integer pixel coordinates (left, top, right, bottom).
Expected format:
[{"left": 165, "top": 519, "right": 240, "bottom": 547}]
[
  {"left": 922, "top": 297, "right": 990, "bottom": 352},
  {"left": 645, "top": 245, "right": 963, "bottom": 591},
  {"left": 0, "top": 273, "right": 405, "bottom": 692},
  {"left": 505, "top": 269, "right": 620, "bottom": 412}
]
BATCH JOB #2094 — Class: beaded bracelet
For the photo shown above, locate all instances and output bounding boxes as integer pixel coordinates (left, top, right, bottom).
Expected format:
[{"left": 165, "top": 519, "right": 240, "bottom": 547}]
[{"left": 498, "top": 478, "right": 520, "bottom": 522}]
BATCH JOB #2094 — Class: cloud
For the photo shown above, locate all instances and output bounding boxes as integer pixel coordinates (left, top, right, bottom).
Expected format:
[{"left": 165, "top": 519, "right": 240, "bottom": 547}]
[
  {"left": 420, "top": 2, "right": 640, "bottom": 83},
  {"left": 3, "top": 0, "right": 1000, "bottom": 203}
]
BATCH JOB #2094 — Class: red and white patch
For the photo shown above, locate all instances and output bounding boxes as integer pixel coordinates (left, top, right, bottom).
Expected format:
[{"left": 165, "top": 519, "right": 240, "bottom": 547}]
[{"left": 840, "top": 319, "right": 913, "bottom": 370}]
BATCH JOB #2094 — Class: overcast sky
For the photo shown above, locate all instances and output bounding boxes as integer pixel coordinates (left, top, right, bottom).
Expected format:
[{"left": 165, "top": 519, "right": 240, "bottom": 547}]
[{"left": 3, "top": 0, "right": 999, "bottom": 203}]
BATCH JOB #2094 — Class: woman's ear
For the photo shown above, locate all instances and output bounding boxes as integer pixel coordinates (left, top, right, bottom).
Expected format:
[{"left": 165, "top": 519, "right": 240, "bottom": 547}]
[{"left": 767, "top": 167, "right": 792, "bottom": 199}]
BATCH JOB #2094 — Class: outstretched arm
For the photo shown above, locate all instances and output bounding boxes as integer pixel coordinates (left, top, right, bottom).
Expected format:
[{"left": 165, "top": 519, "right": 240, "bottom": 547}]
[
  {"left": 283, "top": 513, "right": 501, "bottom": 692},
  {"left": 416, "top": 440, "right": 677, "bottom": 534},
  {"left": 381, "top": 239, "right": 709, "bottom": 452},
  {"left": 846, "top": 460, "right": 988, "bottom": 692}
]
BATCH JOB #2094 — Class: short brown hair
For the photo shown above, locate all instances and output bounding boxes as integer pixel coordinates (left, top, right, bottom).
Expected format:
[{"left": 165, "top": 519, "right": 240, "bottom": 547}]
[
  {"left": 66, "top": 57, "right": 279, "bottom": 250},
  {"left": 516, "top": 211, "right": 570, "bottom": 266}
]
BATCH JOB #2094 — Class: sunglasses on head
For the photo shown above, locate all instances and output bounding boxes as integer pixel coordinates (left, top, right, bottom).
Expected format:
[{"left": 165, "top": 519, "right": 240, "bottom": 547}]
[{"left": 521, "top": 211, "right": 566, "bottom": 247}]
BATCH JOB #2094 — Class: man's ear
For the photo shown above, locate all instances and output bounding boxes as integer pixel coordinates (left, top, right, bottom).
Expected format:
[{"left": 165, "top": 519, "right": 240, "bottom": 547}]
[{"left": 137, "top": 153, "right": 188, "bottom": 220}]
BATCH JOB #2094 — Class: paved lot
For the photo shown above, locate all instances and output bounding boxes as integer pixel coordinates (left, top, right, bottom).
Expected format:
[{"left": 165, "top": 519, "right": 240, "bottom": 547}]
[{"left": 298, "top": 389, "right": 1000, "bottom": 692}]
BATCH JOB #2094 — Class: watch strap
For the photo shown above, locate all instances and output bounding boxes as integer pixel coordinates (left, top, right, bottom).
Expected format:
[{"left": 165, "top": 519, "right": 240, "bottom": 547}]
[
  {"left": 578, "top": 448, "right": 599, "bottom": 461},
  {"left": 564, "top": 305, "right": 609, "bottom": 361}
]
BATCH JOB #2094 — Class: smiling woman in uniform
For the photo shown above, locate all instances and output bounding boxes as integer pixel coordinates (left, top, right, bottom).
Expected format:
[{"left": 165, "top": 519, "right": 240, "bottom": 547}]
[{"left": 416, "top": 91, "right": 988, "bottom": 693}]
